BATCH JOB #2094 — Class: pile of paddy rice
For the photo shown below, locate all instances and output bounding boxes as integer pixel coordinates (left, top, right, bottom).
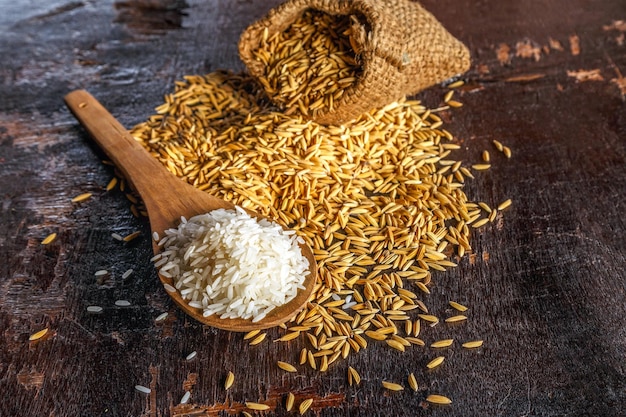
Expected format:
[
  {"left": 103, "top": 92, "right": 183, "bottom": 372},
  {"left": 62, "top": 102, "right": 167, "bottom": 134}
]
[
  {"left": 152, "top": 207, "right": 309, "bottom": 322},
  {"left": 131, "top": 70, "right": 510, "bottom": 371},
  {"left": 252, "top": 9, "right": 360, "bottom": 119}
]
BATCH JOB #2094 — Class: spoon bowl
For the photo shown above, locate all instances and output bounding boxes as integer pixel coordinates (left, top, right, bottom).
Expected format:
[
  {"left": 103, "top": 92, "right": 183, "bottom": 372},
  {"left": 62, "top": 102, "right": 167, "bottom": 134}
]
[{"left": 64, "top": 89, "right": 317, "bottom": 331}]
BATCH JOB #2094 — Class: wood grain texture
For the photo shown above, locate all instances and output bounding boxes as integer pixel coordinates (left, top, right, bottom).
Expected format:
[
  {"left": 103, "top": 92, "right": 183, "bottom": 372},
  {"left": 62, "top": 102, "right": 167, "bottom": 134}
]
[{"left": 1, "top": 0, "right": 625, "bottom": 416}]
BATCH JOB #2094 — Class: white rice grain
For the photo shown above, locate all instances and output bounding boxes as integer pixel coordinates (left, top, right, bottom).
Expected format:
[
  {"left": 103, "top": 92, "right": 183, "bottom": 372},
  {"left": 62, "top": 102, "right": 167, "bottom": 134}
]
[{"left": 155, "top": 207, "right": 309, "bottom": 321}]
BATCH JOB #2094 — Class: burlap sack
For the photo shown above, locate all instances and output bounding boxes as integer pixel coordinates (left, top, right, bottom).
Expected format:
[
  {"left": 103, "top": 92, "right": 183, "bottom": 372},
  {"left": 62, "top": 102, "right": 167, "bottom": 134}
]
[{"left": 239, "top": 0, "right": 470, "bottom": 125}]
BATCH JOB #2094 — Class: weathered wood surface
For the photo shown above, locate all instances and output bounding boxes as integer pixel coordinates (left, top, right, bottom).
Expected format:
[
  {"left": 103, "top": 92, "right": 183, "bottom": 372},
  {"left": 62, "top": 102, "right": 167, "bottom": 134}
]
[{"left": 1, "top": 0, "right": 625, "bottom": 416}]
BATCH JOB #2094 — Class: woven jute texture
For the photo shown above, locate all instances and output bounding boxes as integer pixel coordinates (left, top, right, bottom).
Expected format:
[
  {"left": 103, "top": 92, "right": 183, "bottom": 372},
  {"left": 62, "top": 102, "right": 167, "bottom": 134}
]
[{"left": 239, "top": 0, "right": 471, "bottom": 125}]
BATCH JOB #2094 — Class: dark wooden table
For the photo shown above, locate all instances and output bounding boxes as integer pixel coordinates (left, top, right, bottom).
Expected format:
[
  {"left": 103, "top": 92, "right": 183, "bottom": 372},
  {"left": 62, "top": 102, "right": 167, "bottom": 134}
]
[{"left": 1, "top": 1, "right": 625, "bottom": 416}]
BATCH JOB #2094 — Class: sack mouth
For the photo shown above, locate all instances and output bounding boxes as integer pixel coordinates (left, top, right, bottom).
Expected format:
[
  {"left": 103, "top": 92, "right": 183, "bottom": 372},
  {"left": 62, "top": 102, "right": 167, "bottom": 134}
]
[{"left": 239, "top": 0, "right": 471, "bottom": 125}]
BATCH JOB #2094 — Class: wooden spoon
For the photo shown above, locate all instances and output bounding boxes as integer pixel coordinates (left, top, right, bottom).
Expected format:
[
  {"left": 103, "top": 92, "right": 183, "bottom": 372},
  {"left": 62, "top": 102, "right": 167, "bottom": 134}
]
[{"left": 64, "top": 89, "right": 317, "bottom": 331}]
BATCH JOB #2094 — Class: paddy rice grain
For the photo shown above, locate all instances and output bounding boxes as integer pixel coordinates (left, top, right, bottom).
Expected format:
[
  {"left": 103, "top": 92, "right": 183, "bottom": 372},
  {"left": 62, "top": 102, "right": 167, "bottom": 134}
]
[
  {"left": 245, "top": 402, "right": 270, "bottom": 411},
  {"left": 299, "top": 398, "right": 313, "bottom": 414},
  {"left": 462, "top": 340, "right": 484, "bottom": 348},
  {"left": 348, "top": 366, "right": 361, "bottom": 386},
  {"left": 426, "top": 356, "right": 445, "bottom": 369},
  {"left": 28, "top": 328, "right": 49, "bottom": 341},
  {"left": 224, "top": 371, "right": 234, "bottom": 389},
  {"left": 277, "top": 361, "right": 297, "bottom": 372},
  {"left": 426, "top": 394, "right": 452, "bottom": 404},
  {"left": 408, "top": 373, "right": 418, "bottom": 391},
  {"left": 281, "top": 392, "right": 293, "bottom": 411},
  {"left": 430, "top": 339, "right": 453, "bottom": 348},
  {"left": 71, "top": 192, "right": 92, "bottom": 203},
  {"left": 41, "top": 233, "right": 57, "bottom": 245},
  {"left": 448, "top": 301, "right": 468, "bottom": 312},
  {"left": 382, "top": 381, "right": 404, "bottom": 391}
]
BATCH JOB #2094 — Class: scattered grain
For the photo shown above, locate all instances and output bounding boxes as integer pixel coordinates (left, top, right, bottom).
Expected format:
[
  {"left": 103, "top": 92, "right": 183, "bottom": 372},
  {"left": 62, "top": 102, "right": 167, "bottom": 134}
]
[
  {"left": 426, "top": 394, "right": 452, "bottom": 405},
  {"left": 462, "top": 340, "right": 484, "bottom": 349},
  {"left": 430, "top": 339, "right": 454, "bottom": 348},
  {"left": 71, "top": 192, "right": 92, "bottom": 203},
  {"left": 86, "top": 305, "right": 103, "bottom": 313},
  {"left": 299, "top": 398, "right": 313, "bottom": 414},
  {"left": 277, "top": 361, "right": 298, "bottom": 372},
  {"left": 28, "top": 328, "right": 49, "bottom": 341},
  {"left": 408, "top": 373, "right": 418, "bottom": 391},
  {"left": 155, "top": 312, "right": 169, "bottom": 322},
  {"left": 123, "top": 231, "right": 141, "bottom": 242},
  {"left": 115, "top": 300, "right": 131, "bottom": 307},
  {"left": 224, "top": 371, "right": 235, "bottom": 389},
  {"left": 448, "top": 301, "right": 468, "bottom": 312},
  {"left": 497, "top": 199, "right": 513, "bottom": 211},
  {"left": 249, "top": 333, "right": 267, "bottom": 346},
  {"left": 135, "top": 385, "right": 151, "bottom": 394},
  {"left": 41, "top": 233, "right": 57, "bottom": 245},
  {"left": 445, "top": 315, "right": 468, "bottom": 323},
  {"left": 426, "top": 356, "right": 445, "bottom": 369},
  {"left": 245, "top": 402, "right": 270, "bottom": 411},
  {"left": 106, "top": 177, "right": 118, "bottom": 191},
  {"left": 180, "top": 391, "right": 191, "bottom": 404},
  {"left": 286, "top": 392, "right": 295, "bottom": 411},
  {"left": 382, "top": 381, "right": 404, "bottom": 391},
  {"left": 348, "top": 366, "right": 361, "bottom": 386}
]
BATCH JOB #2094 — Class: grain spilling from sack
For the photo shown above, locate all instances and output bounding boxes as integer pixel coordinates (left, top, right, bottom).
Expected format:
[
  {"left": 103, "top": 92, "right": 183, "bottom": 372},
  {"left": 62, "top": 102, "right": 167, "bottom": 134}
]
[{"left": 130, "top": 71, "right": 500, "bottom": 374}]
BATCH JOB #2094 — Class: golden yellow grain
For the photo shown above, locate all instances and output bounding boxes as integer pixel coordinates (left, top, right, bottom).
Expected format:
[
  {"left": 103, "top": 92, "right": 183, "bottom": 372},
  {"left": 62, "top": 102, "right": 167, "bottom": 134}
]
[
  {"left": 28, "top": 328, "right": 49, "bottom": 341},
  {"left": 105, "top": 177, "right": 118, "bottom": 191},
  {"left": 482, "top": 150, "right": 490, "bottom": 162},
  {"left": 131, "top": 62, "right": 501, "bottom": 373},
  {"left": 71, "top": 192, "right": 92, "bottom": 203},
  {"left": 245, "top": 402, "right": 270, "bottom": 411},
  {"left": 418, "top": 314, "right": 439, "bottom": 324},
  {"left": 472, "top": 218, "right": 489, "bottom": 228},
  {"left": 41, "top": 233, "right": 57, "bottom": 245},
  {"left": 299, "top": 398, "right": 313, "bottom": 414},
  {"left": 382, "top": 381, "right": 404, "bottom": 391},
  {"left": 503, "top": 146, "right": 512, "bottom": 158},
  {"left": 471, "top": 164, "right": 491, "bottom": 171},
  {"left": 348, "top": 366, "right": 361, "bottom": 386},
  {"left": 497, "top": 199, "right": 513, "bottom": 211},
  {"left": 123, "top": 231, "right": 141, "bottom": 242},
  {"left": 430, "top": 339, "right": 454, "bottom": 348},
  {"left": 449, "top": 301, "right": 468, "bottom": 312},
  {"left": 462, "top": 340, "right": 484, "bottom": 349},
  {"left": 492, "top": 139, "right": 504, "bottom": 152},
  {"left": 275, "top": 331, "right": 301, "bottom": 342},
  {"left": 277, "top": 361, "right": 298, "bottom": 373},
  {"left": 242, "top": 412, "right": 252, "bottom": 417},
  {"left": 408, "top": 373, "right": 418, "bottom": 391},
  {"left": 447, "top": 80, "right": 465, "bottom": 88},
  {"left": 243, "top": 330, "right": 260, "bottom": 340},
  {"left": 445, "top": 315, "right": 468, "bottom": 323},
  {"left": 224, "top": 371, "right": 234, "bottom": 390},
  {"left": 426, "top": 356, "right": 445, "bottom": 369},
  {"left": 426, "top": 394, "right": 452, "bottom": 404},
  {"left": 249, "top": 333, "right": 267, "bottom": 346},
  {"left": 386, "top": 339, "right": 406, "bottom": 352},
  {"left": 286, "top": 392, "right": 295, "bottom": 411}
]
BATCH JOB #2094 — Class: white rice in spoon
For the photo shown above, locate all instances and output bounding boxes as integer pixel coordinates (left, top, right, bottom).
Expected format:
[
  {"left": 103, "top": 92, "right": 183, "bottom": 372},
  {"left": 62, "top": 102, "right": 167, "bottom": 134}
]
[{"left": 153, "top": 206, "right": 309, "bottom": 322}]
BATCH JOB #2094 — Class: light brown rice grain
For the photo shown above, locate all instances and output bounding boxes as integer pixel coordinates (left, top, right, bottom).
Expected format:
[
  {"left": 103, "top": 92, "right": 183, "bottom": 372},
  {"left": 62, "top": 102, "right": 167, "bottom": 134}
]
[{"left": 382, "top": 381, "right": 404, "bottom": 391}]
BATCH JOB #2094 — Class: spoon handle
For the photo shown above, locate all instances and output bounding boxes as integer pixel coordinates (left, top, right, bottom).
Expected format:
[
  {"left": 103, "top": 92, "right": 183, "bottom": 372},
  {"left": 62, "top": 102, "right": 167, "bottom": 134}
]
[{"left": 64, "top": 90, "right": 174, "bottom": 205}]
